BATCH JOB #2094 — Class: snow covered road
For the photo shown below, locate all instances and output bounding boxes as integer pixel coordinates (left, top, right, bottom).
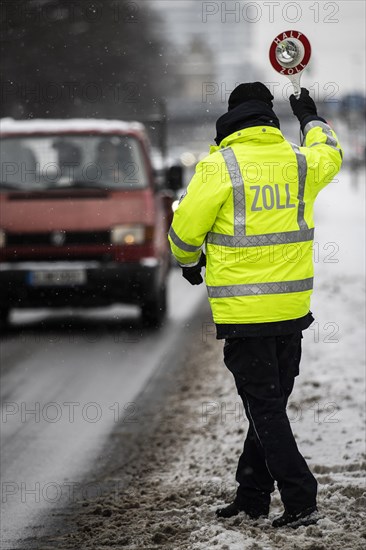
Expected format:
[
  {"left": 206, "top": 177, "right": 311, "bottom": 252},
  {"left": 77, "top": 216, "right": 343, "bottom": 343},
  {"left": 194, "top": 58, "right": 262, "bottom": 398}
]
[{"left": 0, "top": 270, "right": 206, "bottom": 548}]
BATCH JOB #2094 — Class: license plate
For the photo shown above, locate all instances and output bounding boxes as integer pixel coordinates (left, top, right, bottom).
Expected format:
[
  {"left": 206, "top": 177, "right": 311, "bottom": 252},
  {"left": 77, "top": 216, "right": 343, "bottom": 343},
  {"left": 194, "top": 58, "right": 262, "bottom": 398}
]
[{"left": 28, "top": 269, "right": 86, "bottom": 286}]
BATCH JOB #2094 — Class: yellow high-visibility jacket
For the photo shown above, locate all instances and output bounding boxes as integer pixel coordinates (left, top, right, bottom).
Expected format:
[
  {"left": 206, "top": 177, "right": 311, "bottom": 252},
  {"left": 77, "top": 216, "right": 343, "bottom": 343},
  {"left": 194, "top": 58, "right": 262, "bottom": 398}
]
[{"left": 168, "top": 121, "right": 343, "bottom": 325}]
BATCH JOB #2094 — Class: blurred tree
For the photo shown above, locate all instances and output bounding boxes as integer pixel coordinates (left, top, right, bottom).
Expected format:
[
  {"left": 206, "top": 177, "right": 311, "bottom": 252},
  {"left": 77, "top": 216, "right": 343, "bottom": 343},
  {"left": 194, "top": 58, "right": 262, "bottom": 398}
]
[{"left": 0, "top": 0, "right": 169, "bottom": 119}]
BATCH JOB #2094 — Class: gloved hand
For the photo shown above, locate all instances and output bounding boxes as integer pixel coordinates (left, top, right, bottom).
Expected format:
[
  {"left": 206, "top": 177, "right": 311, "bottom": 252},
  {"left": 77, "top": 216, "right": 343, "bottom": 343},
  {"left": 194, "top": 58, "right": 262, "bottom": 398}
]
[
  {"left": 289, "top": 88, "right": 318, "bottom": 125},
  {"left": 181, "top": 253, "right": 206, "bottom": 285}
]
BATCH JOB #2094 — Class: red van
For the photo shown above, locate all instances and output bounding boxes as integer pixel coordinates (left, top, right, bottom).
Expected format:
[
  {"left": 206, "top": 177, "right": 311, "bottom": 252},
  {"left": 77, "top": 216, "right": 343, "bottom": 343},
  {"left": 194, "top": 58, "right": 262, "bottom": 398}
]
[{"left": 0, "top": 118, "right": 179, "bottom": 326}]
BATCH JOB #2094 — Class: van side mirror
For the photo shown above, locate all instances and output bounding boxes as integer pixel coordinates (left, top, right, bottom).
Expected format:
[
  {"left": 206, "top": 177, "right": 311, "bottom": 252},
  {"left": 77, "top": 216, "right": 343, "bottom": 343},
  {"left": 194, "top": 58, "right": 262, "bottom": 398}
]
[{"left": 166, "top": 165, "right": 183, "bottom": 191}]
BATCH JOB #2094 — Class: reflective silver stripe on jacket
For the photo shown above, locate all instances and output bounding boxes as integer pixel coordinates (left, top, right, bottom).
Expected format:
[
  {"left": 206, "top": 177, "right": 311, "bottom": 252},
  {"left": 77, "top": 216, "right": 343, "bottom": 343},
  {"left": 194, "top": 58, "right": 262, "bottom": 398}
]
[
  {"left": 309, "top": 142, "right": 343, "bottom": 158},
  {"left": 168, "top": 226, "right": 202, "bottom": 252},
  {"left": 303, "top": 120, "right": 339, "bottom": 148},
  {"left": 290, "top": 143, "right": 309, "bottom": 231},
  {"left": 207, "top": 277, "right": 314, "bottom": 298},
  {"left": 221, "top": 147, "right": 246, "bottom": 236},
  {"left": 178, "top": 259, "right": 201, "bottom": 267},
  {"left": 206, "top": 228, "right": 314, "bottom": 247}
]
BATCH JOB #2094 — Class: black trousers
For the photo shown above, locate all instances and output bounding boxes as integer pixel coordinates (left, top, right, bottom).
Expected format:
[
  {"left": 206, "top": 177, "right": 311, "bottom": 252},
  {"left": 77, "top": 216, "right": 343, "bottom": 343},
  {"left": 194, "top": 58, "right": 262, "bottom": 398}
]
[{"left": 223, "top": 332, "right": 317, "bottom": 515}]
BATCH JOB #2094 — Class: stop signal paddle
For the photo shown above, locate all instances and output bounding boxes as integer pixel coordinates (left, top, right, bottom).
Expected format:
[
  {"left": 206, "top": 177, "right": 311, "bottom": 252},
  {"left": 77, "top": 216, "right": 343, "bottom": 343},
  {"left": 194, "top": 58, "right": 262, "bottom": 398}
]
[{"left": 269, "top": 30, "right": 312, "bottom": 98}]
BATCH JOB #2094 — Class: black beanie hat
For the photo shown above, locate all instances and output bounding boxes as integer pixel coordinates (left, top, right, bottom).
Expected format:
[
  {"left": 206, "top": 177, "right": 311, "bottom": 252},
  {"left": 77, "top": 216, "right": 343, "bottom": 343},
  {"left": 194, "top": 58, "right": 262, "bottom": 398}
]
[{"left": 228, "top": 82, "right": 274, "bottom": 111}]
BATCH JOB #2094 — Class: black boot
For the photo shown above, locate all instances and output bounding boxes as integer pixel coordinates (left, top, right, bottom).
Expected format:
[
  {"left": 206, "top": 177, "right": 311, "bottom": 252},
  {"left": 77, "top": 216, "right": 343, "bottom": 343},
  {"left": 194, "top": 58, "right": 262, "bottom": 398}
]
[
  {"left": 216, "top": 501, "right": 268, "bottom": 519},
  {"left": 272, "top": 506, "right": 319, "bottom": 528},
  {"left": 216, "top": 502, "right": 241, "bottom": 518}
]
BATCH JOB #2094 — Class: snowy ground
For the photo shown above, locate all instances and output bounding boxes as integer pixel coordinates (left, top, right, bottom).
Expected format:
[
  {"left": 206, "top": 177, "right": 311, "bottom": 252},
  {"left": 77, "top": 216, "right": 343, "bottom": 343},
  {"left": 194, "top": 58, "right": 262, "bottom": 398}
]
[{"left": 14, "top": 167, "right": 366, "bottom": 549}]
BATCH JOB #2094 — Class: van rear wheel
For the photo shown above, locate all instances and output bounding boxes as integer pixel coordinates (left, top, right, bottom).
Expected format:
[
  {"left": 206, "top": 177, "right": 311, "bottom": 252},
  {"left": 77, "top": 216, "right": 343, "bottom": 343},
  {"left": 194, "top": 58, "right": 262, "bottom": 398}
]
[{"left": 141, "top": 285, "right": 167, "bottom": 328}]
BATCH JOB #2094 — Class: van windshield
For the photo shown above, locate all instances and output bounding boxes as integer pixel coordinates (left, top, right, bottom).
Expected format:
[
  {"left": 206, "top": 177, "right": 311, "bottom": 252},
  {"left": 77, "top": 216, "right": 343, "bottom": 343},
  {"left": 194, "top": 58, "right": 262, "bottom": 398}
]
[{"left": 0, "top": 134, "right": 149, "bottom": 190}]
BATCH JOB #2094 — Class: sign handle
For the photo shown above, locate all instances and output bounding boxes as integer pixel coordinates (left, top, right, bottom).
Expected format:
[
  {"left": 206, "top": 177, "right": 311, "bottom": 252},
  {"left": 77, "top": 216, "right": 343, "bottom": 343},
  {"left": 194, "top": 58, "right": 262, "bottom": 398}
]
[{"left": 288, "top": 73, "right": 302, "bottom": 99}]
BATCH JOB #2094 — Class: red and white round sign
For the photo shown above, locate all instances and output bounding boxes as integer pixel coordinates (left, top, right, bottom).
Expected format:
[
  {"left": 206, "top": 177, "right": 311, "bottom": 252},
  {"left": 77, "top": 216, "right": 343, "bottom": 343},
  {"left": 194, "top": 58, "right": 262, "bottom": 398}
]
[{"left": 269, "top": 30, "right": 311, "bottom": 75}]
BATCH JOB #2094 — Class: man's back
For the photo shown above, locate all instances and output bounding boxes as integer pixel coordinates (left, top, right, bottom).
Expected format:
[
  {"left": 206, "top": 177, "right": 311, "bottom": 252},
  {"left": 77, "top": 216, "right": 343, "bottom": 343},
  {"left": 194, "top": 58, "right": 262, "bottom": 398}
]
[{"left": 169, "top": 121, "right": 342, "bottom": 325}]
